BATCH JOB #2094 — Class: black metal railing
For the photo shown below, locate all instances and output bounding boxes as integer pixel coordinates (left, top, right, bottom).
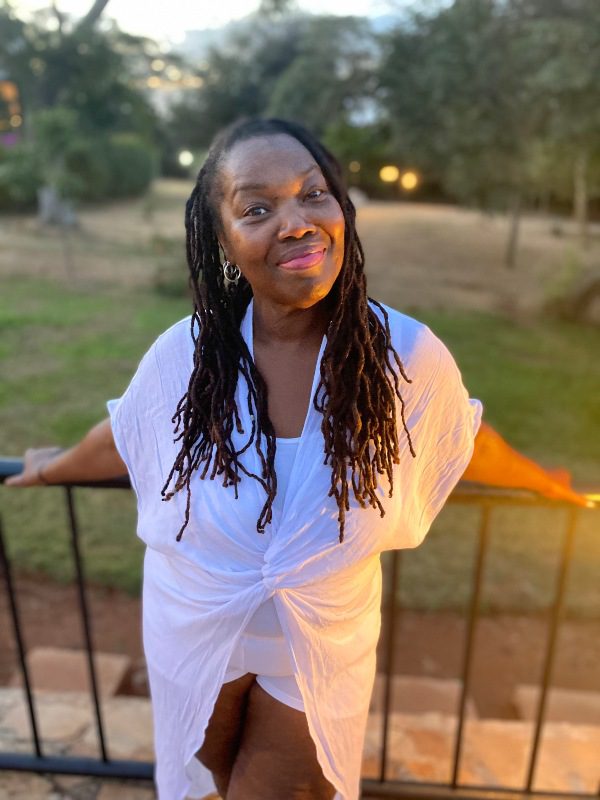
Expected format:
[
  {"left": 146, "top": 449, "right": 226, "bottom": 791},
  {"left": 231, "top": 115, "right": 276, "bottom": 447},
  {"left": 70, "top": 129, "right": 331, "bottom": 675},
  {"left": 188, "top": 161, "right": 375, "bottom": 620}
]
[
  {"left": 0, "top": 458, "right": 598, "bottom": 798},
  {"left": 366, "top": 487, "right": 599, "bottom": 800}
]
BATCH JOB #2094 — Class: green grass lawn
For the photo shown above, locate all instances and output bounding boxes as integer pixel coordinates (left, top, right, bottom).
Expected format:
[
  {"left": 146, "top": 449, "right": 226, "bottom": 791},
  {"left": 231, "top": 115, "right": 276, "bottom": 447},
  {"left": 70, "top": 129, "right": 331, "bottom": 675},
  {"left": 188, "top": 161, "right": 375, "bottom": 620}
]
[{"left": 1, "top": 275, "right": 598, "bottom": 615}]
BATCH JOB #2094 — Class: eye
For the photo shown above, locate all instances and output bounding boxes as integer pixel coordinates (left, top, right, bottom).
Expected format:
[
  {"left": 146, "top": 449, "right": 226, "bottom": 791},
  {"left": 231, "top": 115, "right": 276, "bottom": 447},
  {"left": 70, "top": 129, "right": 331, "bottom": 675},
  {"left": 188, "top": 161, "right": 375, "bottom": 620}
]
[
  {"left": 243, "top": 205, "right": 269, "bottom": 217},
  {"left": 306, "top": 188, "right": 327, "bottom": 201}
]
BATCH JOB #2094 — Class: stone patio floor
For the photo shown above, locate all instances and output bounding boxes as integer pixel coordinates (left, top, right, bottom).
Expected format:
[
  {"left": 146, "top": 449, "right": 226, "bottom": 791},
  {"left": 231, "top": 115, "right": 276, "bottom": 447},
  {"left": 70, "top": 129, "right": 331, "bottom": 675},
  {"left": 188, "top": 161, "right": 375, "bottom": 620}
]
[
  {"left": 2, "top": 685, "right": 599, "bottom": 798},
  {"left": 0, "top": 773, "right": 154, "bottom": 800}
]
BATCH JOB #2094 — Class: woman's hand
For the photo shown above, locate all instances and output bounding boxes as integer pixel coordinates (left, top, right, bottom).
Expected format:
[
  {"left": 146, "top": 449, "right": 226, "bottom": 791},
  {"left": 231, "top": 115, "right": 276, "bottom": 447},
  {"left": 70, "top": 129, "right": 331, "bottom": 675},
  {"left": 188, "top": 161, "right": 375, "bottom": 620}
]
[
  {"left": 4, "top": 418, "right": 127, "bottom": 488},
  {"left": 463, "top": 421, "right": 594, "bottom": 508},
  {"left": 4, "top": 446, "right": 65, "bottom": 487},
  {"left": 534, "top": 466, "right": 593, "bottom": 507}
]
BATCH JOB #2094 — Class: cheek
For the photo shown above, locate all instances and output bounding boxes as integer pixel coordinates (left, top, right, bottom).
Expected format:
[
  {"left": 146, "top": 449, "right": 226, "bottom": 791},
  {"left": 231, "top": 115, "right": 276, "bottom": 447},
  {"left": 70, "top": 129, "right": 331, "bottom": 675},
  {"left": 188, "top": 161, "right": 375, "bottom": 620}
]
[
  {"left": 330, "top": 212, "right": 345, "bottom": 262},
  {"left": 326, "top": 200, "right": 345, "bottom": 240},
  {"left": 226, "top": 223, "right": 268, "bottom": 263}
]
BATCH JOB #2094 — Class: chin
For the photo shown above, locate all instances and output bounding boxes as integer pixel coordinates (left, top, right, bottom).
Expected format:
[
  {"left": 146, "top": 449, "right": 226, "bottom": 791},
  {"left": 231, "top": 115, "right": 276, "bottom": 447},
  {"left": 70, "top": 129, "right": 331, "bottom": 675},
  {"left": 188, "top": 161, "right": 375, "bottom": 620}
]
[{"left": 291, "top": 281, "right": 338, "bottom": 309}]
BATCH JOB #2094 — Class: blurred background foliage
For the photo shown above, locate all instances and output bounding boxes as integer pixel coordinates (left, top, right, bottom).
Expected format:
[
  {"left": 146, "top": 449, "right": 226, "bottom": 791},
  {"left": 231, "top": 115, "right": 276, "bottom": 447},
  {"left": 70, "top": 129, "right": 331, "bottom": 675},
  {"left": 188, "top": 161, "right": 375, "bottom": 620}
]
[{"left": 1, "top": 0, "right": 599, "bottom": 236}]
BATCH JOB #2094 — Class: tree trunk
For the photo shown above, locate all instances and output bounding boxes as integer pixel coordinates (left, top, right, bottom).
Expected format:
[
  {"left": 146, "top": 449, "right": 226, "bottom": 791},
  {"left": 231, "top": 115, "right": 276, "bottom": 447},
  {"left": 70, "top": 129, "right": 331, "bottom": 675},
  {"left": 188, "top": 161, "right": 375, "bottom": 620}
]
[
  {"left": 573, "top": 150, "right": 588, "bottom": 248},
  {"left": 504, "top": 189, "right": 522, "bottom": 269},
  {"left": 77, "top": 0, "right": 111, "bottom": 32},
  {"left": 37, "top": 185, "right": 76, "bottom": 227},
  {"left": 37, "top": 185, "right": 77, "bottom": 281},
  {"left": 51, "top": 1, "right": 65, "bottom": 35}
]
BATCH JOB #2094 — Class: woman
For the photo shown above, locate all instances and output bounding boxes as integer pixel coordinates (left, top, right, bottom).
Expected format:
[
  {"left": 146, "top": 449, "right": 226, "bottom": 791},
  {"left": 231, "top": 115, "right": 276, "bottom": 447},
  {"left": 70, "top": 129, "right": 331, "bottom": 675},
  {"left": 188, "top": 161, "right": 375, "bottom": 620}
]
[{"left": 7, "top": 118, "right": 587, "bottom": 800}]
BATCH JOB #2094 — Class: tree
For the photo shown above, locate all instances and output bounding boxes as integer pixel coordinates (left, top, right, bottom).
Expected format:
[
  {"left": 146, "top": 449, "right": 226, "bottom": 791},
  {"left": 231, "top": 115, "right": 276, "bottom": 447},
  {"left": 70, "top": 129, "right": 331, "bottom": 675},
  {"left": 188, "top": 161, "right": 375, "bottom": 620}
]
[
  {"left": 167, "top": 12, "right": 312, "bottom": 151},
  {"left": 167, "top": 13, "right": 377, "bottom": 149},
  {"left": 379, "top": 0, "right": 600, "bottom": 262},
  {"left": 267, "top": 16, "right": 377, "bottom": 136},
  {"left": 381, "top": 0, "right": 546, "bottom": 267},
  {"left": 509, "top": 0, "right": 600, "bottom": 246},
  {"left": 0, "top": 0, "right": 161, "bottom": 224},
  {"left": 0, "top": 2, "right": 158, "bottom": 141}
]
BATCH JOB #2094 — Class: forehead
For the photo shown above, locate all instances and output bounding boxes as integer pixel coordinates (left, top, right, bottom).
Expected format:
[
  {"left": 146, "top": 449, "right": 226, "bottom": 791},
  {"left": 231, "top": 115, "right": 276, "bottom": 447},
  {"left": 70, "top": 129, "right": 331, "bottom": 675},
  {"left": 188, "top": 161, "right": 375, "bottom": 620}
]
[{"left": 219, "top": 134, "right": 323, "bottom": 199}]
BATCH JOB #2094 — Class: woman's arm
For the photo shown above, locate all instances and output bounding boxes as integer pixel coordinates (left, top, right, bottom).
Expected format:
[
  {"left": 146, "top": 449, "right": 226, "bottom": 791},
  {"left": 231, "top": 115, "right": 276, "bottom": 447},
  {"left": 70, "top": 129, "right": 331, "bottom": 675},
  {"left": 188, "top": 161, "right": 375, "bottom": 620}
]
[
  {"left": 5, "top": 416, "right": 593, "bottom": 506},
  {"left": 5, "top": 418, "right": 127, "bottom": 487},
  {"left": 463, "top": 420, "right": 591, "bottom": 507}
]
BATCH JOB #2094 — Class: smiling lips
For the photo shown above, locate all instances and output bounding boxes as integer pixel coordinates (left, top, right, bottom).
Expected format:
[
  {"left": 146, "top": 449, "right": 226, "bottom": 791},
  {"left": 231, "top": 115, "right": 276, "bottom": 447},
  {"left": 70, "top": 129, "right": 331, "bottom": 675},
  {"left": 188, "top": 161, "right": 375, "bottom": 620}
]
[{"left": 277, "top": 248, "right": 326, "bottom": 271}]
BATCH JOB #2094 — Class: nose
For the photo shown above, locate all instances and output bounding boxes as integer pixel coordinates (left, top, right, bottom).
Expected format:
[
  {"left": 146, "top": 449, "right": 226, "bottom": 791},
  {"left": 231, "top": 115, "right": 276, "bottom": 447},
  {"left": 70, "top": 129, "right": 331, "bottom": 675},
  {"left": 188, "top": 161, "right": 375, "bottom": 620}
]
[{"left": 277, "top": 201, "right": 317, "bottom": 240}]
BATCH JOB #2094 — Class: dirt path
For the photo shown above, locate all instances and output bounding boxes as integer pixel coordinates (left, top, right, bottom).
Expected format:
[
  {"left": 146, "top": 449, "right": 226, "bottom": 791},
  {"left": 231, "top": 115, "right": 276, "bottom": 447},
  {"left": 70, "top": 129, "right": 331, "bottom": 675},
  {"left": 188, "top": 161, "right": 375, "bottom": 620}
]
[
  {"left": 1, "top": 574, "right": 598, "bottom": 719},
  {"left": 1, "top": 181, "right": 598, "bottom": 316}
]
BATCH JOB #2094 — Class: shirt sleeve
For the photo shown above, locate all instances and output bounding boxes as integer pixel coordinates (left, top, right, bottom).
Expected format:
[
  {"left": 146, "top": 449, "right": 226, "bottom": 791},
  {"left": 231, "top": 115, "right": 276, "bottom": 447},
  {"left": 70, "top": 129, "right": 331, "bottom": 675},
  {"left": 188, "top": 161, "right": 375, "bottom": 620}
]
[
  {"left": 106, "top": 341, "right": 169, "bottom": 505},
  {"left": 398, "top": 325, "right": 483, "bottom": 548}
]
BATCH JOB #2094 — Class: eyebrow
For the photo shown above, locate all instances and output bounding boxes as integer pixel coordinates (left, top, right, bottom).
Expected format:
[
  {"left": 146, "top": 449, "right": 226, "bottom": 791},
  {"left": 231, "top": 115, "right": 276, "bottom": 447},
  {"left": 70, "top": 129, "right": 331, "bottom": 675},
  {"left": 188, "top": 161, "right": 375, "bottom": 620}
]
[{"left": 231, "top": 165, "right": 321, "bottom": 199}]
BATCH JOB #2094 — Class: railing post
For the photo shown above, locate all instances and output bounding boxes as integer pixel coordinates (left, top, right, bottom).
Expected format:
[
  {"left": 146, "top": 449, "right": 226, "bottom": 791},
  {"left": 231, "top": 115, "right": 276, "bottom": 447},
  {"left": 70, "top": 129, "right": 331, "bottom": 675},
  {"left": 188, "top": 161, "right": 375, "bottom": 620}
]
[
  {"left": 379, "top": 549, "right": 401, "bottom": 783},
  {"left": 0, "top": 514, "right": 43, "bottom": 757},
  {"left": 525, "top": 507, "right": 579, "bottom": 791},
  {"left": 451, "top": 502, "right": 492, "bottom": 787},
  {"left": 64, "top": 487, "right": 109, "bottom": 762}
]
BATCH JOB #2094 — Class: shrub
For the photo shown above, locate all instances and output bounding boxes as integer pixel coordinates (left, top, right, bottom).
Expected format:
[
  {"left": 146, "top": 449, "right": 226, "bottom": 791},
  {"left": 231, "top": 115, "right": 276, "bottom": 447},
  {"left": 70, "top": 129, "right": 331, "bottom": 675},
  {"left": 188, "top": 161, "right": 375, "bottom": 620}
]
[
  {"left": 0, "top": 144, "right": 42, "bottom": 211},
  {"left": 62, "top": 137, "right": 111, "bottom": 202},
  {"left": 103, "top": 133, "right": 158, "bottom": 199},
  {"left": 0, "top": 128, "right": 157, "bottom": 214},
  {"left": 151, "top": 235, "right": 190, "bottom": 297}
]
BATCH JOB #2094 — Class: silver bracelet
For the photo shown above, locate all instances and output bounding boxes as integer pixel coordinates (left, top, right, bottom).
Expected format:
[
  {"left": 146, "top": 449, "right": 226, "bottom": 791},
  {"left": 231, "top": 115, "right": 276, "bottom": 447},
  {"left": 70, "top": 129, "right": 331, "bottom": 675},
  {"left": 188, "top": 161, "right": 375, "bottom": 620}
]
[
  {"left": 37, "top": 466, "right": 50, "bottom": 485},
  {"left": 36, "top": 447, "right": 65, "bottom": 486}
]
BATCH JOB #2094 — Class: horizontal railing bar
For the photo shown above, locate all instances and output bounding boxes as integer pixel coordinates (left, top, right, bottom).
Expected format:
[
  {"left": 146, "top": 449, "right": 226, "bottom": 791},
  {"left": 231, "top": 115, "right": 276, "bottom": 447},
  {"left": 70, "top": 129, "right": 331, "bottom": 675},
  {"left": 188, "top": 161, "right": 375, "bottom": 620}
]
[
  {"left": 0, "top": 459, "right": 130, "bottom": 490},
  {"left": 448, "top": 484, "right": 598, "bottom": 508},
  {"left": 1, "top": 458, "right": 597, "bottom": 509},
  {"left": 0, "top": 753, "right": 153, "bottom": 780},
  {"left": 361, "top": 778, "right": 599, "bottom": 799},
  {"left": 2, "top": 757, "right": 595, "bottom": 798}
]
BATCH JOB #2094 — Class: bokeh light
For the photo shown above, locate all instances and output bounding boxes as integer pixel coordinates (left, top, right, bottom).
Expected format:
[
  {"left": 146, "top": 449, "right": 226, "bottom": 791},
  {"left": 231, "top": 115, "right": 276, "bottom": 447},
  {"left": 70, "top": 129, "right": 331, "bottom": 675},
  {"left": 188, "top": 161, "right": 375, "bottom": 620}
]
[
  {"left": 400, "top": 171, "right": 419, "bottom": 191},
  {"left": 178, "top": 150, "right": 194, "bottom": 167},
  {"left": 379, "top": 165, "right": 399, "bottom": 183}
]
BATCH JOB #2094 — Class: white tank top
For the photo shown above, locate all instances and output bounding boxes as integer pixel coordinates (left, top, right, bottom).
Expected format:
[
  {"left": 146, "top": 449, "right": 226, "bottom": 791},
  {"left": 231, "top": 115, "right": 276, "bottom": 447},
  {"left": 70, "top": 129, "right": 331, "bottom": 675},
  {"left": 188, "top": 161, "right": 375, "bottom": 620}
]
[{"left": 242, "top": 437, "right": 300, "bottom": 638}]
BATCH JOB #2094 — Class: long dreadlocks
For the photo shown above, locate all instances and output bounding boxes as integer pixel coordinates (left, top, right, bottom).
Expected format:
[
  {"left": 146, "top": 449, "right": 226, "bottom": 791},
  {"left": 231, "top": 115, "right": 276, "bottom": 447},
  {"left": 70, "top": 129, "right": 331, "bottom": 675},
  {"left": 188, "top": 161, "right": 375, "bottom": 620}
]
[{"left": 161, "top": 117, "right": 415, "bottom": 543}]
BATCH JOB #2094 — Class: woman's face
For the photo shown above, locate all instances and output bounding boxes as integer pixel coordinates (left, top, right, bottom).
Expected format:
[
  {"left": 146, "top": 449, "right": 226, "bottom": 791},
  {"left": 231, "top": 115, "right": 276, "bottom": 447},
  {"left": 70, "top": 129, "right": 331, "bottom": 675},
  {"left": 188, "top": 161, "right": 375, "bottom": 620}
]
[{"left": 216, "top": 134, "right": 346, "bottom": 310}]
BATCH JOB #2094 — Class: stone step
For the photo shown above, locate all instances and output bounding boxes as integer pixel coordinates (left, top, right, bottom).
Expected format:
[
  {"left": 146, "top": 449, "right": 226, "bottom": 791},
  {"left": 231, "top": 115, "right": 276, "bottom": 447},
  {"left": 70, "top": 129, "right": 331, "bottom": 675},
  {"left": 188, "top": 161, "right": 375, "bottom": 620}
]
[
  {"left": 513, "top": 684, "right": 600, "bottom": 725},
  {"left": 1, "top": 688, "right": 598, "bottom": 794},
  {"left": 9, "top": 647, "right": 131, "bottom": 697},
  {"left": 363, "top": 711, "right": 600, "bottom": 792},
  {"left": 0, "top": 773, "right": 157, "bottom": 799},
  {"left": 370, "top": 673, "right": 478, "bottom": 718},
  {"left": 0, "top": 687, "right": 153, "bottom": 759}
]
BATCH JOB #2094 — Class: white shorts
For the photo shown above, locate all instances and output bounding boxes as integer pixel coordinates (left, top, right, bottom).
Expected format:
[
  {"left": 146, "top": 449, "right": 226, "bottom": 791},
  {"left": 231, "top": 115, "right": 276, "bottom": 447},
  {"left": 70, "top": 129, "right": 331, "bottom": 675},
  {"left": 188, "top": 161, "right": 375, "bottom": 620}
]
[{"left": 223, "top": 631, "right": 304, "bottom": 712}]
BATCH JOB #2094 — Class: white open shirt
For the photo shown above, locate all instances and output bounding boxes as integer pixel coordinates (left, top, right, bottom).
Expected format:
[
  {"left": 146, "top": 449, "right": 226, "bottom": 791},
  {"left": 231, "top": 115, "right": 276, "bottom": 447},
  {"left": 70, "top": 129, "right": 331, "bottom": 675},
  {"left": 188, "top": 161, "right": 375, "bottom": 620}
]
[{"left": 107, "top": 299, "right": 482, "bottom": 800}]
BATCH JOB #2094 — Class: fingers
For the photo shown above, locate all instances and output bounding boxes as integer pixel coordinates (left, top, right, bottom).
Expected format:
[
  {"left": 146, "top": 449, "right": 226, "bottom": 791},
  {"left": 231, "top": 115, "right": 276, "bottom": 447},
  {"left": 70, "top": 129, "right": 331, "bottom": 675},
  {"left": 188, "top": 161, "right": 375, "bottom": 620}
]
[
  {"left": 4, "top": 446, "right": 63, "bottom": 488},
  {"left": 548, "top": 482, "right": 594, "bottom": 509},
  {"left": 4, "top": 470, "right": 42, "bottom": 488},
  {"left": 5, "top": 475, "right": 35, "bottom": 487}
]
